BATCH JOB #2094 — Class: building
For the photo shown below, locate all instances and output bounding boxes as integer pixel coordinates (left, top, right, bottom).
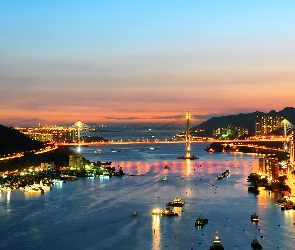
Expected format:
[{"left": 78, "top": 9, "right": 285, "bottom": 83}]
[
  {"left": 255, "top": 116, "right": 284, "bottom": 136},
  {"left": 259, "top": 156, "right": 279, "bottom": 181},
  {"left": 69, "top": 154, "right": 84, "bottom": 170},
  {"left": 15, "top": 122, "right": 92, "bottom": 143},
  {"left": 290, "top": 130, "right": 295, "bottom": 164},
  {"left": 213, "top": 125, "right": 248, "bottom": 139}
]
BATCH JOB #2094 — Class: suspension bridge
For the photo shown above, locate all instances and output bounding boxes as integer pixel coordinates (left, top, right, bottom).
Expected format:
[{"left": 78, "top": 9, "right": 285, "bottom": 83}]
[{"left": 61, "top": 116, "right": 294, "bottom": 145}]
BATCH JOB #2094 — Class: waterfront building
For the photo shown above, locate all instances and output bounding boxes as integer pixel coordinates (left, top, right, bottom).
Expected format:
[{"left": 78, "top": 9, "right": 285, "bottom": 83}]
[
  {"left": 15, "top": 122, "right": 93, "bottom": 143},
  {"left": 27, "top": 132, "right": 53, "bottom": 142},
  {"left": 289, "top": 130, "right": 295, "bottom": 164},
  {"left": 255, "top": 116, "right": 284, "bottom": 136},
  {"left": 259, "top": 156, "right": 279, "bottom": 181},
  {"left": 69, "top": 154, "right": 84, "bottom": 170},
  {"left": 40, "top": 162, "right": 54, "bottom": 170},
  {"left": 213, "top": 125, "right": 248, "bottom": 139}
]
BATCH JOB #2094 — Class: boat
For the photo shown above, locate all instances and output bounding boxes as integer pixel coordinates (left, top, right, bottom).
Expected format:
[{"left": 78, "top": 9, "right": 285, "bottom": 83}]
[
  {"left": 152, "top": 208, "right": 162, "bottom": 215},
  {"left": 129, "top": 173, "right": 134, "bottom": 176},
  {"left": 161, "top": 207, "right": 178, "bottom": 216},
  {"left": 53, "top": 179, "right": 66, "bottom": 184},
  {"left": 177, "top": 155, "right": 199, "bottom": 160},
  {"left": 152, "top": 207, "right": 178, "bottom": 216},
  {"left": 195, "top": 215, "right": 208, "bottom": 226},
  {"left": 210, "top": 235, "right": 224, "bottom": 250},
  {"left": 251, "top": 212, "right": 259, "bottom": 223},
  {"left": 152, "top": 208, "right": 178, "bottom": 216},
  {"left": 133, "top": 211, "right": 137, "bottom": 217},
  {"left": 166, "top": 196, "right": 185, "bottom": 207},
  {"left": 114, "top": 166, "right": 125, "bottom": 176},
  {"left": 222, "top": 170, "right": 230, "bottom": 177},
  {"left": 248, "top": 185, "right": 260, "bottom": 194},
  {"left": 164, "top": 165, "right": 169, "bottom": 169},
  {"left": 162, "top": 176, "right": 167, "bottom": 181},
  {"left": 60, "top": 174, "right": 78, "bottom": 181},
  {"left": 251, "top": 238, "right": 262, "bottom": 249},
  {"left": 110, "top": 149, "right": 121, "bottom": 152},
  {"left": 217, "top": 175, "right": 223, "bottom": 180},
  {"left": 99, "top": 175, "right": 109, "bottom": 179}
]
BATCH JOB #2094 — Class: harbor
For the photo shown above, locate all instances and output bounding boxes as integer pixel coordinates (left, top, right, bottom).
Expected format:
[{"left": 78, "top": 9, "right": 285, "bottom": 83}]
[{"left": 1, "top": 142, "right": 295, "bottom": 250}]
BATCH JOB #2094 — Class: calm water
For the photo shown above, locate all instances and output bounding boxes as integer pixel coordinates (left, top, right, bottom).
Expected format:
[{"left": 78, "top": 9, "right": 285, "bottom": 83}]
[{"left": 1, "top": 142, "right": 295, "bottom": 250}]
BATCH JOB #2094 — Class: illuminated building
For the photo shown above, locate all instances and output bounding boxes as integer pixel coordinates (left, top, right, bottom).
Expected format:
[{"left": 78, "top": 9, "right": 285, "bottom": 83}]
[
  {"left": 255, "top": 116, "right": 284, "bottom": 136},
  {"left": 15, "top": 121, "right": 92, "bottom": 143},
  {"left": 213, "top": 125, "right": 248, "bottom": 139},
  {"left": 69, "top": 153, "right": 84, "bottom": 170},
  {"left": 259, "top": 156, "right": 279, "bottom": 181},
  {"left": 290, "top": 130, "right": 295, "bottom": 163}
]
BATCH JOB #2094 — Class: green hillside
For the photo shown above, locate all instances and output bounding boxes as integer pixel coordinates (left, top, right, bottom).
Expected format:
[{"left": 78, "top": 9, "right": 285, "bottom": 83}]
[
  {"left": 0, "top": 124, "right": 44, "bottom": 155},
  {"left": 192, "top": 107, "right": 295, "bottom": 137}
]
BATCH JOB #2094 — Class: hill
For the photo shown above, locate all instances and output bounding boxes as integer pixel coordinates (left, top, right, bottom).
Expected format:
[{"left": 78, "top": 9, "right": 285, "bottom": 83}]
[
  {"left": 192, "top": 107, "right": 295, "bottom": 137},
  {"left": 0, "top": 124, "right": 44, "bottom": 155}
]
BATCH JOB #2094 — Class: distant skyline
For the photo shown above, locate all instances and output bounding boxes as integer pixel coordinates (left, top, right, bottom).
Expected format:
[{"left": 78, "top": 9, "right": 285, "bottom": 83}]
[{"left": 1, "top": 1, "right": 295, "bottom": 126}]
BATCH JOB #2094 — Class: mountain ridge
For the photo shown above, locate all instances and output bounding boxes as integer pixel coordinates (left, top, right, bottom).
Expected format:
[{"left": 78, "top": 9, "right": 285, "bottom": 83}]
[{"left": 192, "top": 107, "right": 295, "bottom": 137}]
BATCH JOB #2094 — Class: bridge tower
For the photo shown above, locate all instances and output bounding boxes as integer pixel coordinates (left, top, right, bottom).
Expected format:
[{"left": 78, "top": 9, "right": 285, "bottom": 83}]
[
  {"left": 185, "top": 111, "right": 191, "bottom": 158},
  {"left": 72, "top": 120, "right": 90, "bottom": 144},
  {"left": 282, "top": 119, "right": 288, "bottom": 151},
  {"left": 177, "top": 111, "right": 198, "bottom": 160}
]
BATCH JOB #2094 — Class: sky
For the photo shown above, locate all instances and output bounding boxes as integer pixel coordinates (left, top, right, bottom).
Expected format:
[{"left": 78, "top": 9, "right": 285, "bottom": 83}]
[{"left": 1, "top": 0, "right": 295, "bottom": 126}]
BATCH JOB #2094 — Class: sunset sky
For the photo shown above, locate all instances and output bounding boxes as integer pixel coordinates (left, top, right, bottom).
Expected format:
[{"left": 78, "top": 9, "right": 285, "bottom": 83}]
[{"left": 1, "top": 1, "right": 295, "bottom": 126}]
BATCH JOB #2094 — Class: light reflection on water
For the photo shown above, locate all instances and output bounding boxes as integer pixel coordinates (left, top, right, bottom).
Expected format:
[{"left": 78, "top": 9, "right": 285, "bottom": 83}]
[
  {"left": 151, "top": 215, "right": 161, "bottom": 250},
  {"left": 1, "top": 142, "right": 294, "bottom": 250}
]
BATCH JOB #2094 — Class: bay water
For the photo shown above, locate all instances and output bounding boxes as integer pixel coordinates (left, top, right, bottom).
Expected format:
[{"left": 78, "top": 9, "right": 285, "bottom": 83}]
[{"left": 1, "top": 142, "right": 294, "bottom": 249}]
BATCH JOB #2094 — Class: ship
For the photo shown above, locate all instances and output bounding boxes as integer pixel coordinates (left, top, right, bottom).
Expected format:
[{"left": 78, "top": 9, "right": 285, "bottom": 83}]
[
  {"left": 251, "top": 238, "right": 262, "bottom": 249},
  {"left": 166, "top": 196, "right": 185, "bottom": 207},
  {"left": 251, "top": 212, "right": 259, "bottom": 223},
  {"left": 195, "top": 214, "right": 208, "bottom": 226},
  {"left": 209, "top": 235, "right": 224, "bottom": 250}
]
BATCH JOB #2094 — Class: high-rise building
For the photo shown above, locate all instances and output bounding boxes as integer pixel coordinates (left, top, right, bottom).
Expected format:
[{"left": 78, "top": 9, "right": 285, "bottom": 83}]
[
  {"left": 290, "top": 130, "right": 295, "bottom": 164},
  {"left": 255, "top": 116, "right": 284, "bottom": 136},
  {"left": 69, "top": 154, "right": 84, "bottom": 170},
  {"left": 259, "top": 156, "right": 279, "bottom": 181}
]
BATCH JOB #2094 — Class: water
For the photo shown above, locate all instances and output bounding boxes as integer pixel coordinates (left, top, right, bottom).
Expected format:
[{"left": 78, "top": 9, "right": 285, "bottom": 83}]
[
  {"left": 1, "top": 142, "right": 295, "bottom": 250},
  {"left": 86, "top": 124, "right": 184, "bottom": 142}
]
